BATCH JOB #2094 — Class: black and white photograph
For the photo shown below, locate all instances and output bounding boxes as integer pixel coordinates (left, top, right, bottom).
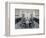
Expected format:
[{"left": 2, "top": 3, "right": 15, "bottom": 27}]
[{"left": 15, "top": 9, "right": 39, "bottom": 29}]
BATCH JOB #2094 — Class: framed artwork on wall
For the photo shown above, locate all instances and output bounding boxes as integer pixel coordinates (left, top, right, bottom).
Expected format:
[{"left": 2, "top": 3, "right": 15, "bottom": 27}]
[{"left": 5, "top": 2, "right": 45, "bottom": 36}]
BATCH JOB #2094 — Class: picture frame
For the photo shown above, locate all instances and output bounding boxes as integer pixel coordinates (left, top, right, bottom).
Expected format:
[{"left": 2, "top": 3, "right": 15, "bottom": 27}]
[{"left": 5, "top": 2, "right": 45, "bottom": 36}]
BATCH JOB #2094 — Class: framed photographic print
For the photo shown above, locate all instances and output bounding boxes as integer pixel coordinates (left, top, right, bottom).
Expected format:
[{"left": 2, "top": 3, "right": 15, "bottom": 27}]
[{"left": 5, "top": 2, "right": 45, "bottom": 36}]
